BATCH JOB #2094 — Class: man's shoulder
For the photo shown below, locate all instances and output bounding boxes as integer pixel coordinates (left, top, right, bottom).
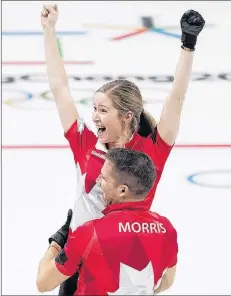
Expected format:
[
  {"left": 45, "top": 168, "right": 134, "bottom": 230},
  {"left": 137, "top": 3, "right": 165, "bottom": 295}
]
[
  {"left": 71, "top": 219, "right": 95, "bottom": 236},
  {"left": 93, "top": 210, "right": 126, "bottom": 224},
  {"left": 147, "top": 211, "right": 177, "bottom": 232},
  {"left": 91, "top": 210, "right": 135, "bottom": 229}
]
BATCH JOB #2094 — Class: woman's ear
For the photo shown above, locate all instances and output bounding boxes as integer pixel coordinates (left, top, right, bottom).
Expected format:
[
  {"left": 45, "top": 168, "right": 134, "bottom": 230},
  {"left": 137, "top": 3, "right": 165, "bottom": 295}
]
[{"left": 124, "top": 111, "right": 133, "bottom": 123}]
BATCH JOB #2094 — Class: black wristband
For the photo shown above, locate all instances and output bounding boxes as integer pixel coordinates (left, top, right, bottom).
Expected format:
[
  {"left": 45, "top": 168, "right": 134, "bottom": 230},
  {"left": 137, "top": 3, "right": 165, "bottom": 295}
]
[
  {"left": 181, "top": 32, "right": 197, "bottom": 50},
  {"left": 181, "top": 45, "right": 195, "bottom": 52},
  {"left": 49, "top": 232, "right": 66, "bottom": 249}
]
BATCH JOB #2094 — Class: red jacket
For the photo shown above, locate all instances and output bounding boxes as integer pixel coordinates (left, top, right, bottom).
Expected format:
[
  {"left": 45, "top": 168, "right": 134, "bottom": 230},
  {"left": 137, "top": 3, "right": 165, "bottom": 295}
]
[{"left": 56, "top": 201, "right": 178, "bottom": 295}]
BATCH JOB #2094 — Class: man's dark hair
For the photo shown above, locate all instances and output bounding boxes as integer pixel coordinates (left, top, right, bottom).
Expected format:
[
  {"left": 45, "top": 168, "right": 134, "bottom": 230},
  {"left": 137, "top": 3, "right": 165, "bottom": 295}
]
[{"left": 105, "top": 148, "right": 156, "bottom": 198}]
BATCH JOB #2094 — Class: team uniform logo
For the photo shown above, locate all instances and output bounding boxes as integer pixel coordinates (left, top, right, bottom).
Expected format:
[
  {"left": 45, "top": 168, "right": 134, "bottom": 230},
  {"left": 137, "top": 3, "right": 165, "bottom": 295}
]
[{"left": 108, "top": 262, "right": 154, "bottom": 295}]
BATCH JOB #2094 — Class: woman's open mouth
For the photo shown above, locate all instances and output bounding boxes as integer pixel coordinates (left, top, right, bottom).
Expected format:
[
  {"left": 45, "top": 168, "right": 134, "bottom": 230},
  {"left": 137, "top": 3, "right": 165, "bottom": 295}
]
[{"left": 97, "top": 127, "right": 106, "bottom": 136}]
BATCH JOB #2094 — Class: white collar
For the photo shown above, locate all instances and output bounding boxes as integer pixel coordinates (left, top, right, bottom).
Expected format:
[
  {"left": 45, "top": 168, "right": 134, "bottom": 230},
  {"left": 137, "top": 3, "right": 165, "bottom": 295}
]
[{"left": 95, "top": 140, "right": 108, "bottom": 153}]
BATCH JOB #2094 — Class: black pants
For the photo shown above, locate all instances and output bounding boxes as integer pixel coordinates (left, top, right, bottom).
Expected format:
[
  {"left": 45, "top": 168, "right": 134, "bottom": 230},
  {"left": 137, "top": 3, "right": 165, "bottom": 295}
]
[{"left": 58, "top": 271, "right": 79, "bottom": 296}]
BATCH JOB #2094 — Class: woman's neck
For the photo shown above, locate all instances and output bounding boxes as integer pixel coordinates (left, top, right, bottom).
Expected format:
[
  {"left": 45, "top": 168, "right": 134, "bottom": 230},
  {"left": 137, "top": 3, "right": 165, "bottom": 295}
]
[{"left": 107, "top": 131, "right": 133, "bottom": 150}]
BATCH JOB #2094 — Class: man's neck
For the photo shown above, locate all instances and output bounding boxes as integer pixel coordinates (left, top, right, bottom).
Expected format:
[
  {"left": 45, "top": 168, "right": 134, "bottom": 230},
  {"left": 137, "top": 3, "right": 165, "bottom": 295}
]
[
  {"left": 124, "top": 197, "right": 144, "bottom": 203},
  {"left": 111, "top": 197, "right": 144, "bottom": 205}
]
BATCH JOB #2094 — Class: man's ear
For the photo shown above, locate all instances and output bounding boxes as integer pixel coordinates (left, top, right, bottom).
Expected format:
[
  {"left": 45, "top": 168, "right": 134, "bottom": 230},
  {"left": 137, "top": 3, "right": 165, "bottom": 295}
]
[{"left": 117, "top": 185, "right": 129, "bottom": 199}]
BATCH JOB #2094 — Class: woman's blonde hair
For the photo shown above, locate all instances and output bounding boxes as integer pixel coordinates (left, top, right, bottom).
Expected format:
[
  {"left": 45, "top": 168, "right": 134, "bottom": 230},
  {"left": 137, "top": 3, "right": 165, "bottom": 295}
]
[{"left": 96, "top": 79, "right": 157, "bottom": 141}]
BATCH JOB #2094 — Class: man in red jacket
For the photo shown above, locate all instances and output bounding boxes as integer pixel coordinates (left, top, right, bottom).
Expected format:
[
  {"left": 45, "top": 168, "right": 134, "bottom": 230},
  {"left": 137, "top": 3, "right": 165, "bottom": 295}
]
[{"left": 37, "top": 149, "right": 178, "bottom": 295}]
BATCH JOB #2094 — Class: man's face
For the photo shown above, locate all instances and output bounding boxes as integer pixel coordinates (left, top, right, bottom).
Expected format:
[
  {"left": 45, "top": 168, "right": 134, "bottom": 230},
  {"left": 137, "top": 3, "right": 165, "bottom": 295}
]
[{"left": 97, "top": 160, "right": 120, "bottom": 206}]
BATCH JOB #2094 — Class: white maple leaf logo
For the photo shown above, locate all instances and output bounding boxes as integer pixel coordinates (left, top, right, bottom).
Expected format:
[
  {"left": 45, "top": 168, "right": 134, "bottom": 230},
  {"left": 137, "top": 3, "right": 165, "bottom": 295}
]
[
  {"left": 108, "top": 262, "right": 154, "bottom": 295},
  {"left": 71, "top": 163, "right": 105, "bottom": 231}
]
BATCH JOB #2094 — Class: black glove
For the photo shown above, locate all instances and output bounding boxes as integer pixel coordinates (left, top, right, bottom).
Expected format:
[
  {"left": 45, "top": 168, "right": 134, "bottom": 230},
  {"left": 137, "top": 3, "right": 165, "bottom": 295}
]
[
  {"left": 180, "top": 10, "right": 205, "bottom": 51},
  {"left": 49, "top": 209, "right": 73, "bottom": 249}
]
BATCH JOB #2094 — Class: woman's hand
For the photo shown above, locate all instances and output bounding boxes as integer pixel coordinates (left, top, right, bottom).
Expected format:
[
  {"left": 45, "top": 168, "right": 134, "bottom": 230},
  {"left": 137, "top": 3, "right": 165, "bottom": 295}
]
[
  {"left": 41, "top": 4, "right": 58, "bottom": 30},
  {"left": 181, "top": 10, "right": 205, "bottom": 50}
]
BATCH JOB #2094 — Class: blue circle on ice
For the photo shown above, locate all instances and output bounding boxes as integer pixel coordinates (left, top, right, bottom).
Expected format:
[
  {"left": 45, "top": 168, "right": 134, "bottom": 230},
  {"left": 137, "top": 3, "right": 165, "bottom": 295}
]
[{"left": 187, "top": 170, "right": 231, "bottom": 189}]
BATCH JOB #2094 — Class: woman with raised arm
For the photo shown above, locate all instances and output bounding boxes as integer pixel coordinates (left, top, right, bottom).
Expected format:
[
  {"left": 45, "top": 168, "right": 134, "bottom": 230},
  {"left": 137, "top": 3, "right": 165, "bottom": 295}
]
[{"left": 41, "top": 4, "right": 205, "bottom": 295}]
